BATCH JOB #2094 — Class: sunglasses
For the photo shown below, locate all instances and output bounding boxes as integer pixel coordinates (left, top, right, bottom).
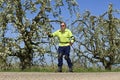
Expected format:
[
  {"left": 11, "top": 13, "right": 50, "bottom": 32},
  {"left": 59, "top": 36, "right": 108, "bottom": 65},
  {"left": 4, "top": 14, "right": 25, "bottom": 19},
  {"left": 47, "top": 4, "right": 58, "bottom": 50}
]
[{"left": 61, "top": 25, "right": 65, "bottom": 27}]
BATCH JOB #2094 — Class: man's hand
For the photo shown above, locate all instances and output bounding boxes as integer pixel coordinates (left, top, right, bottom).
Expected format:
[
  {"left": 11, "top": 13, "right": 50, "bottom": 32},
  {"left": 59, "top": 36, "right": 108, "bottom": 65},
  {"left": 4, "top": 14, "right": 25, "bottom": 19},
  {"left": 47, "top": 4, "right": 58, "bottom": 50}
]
[
  {"left": 69, "top": 42, "right": 73, "bottom": 46},
  {"left": 46, "top": 32, "right": 53, "bottom": 37},
  {"left": 45, "top": 32, "right": 49, "bottom": 35}
]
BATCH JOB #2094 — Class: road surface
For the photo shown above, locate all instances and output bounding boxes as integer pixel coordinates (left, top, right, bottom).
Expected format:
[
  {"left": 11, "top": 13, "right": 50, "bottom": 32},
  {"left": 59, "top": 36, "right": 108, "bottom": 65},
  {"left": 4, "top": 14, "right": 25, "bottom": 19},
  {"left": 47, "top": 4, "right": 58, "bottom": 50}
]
[{"left": 0, "top": 72, "right": 120, "bottom": 80}]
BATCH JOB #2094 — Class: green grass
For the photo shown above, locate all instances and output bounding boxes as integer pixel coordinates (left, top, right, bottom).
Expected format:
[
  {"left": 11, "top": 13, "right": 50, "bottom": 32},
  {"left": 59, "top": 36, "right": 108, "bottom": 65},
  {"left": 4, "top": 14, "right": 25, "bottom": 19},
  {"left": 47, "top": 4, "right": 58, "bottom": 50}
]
[
  {"left": 0, "top": 66, "right": 120, "bottom": 72},
  {"left": 73, "top": 67, "right": 120, "bottom": 72}
]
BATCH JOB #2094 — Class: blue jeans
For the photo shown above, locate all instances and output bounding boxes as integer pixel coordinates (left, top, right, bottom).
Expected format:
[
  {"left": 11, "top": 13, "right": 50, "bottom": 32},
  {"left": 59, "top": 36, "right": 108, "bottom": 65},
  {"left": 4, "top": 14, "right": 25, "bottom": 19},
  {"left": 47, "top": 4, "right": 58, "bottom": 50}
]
[{"left": 57, "top": 46, "right": 72, "bottom": 68}]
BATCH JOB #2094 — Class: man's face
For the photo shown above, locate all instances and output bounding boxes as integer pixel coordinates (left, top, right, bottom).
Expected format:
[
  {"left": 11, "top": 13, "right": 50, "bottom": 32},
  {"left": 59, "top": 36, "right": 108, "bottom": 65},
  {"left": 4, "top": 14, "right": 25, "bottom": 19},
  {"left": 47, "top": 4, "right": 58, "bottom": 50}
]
[{"left": 60, "top": 23, "right": 66, "bottom": 32}]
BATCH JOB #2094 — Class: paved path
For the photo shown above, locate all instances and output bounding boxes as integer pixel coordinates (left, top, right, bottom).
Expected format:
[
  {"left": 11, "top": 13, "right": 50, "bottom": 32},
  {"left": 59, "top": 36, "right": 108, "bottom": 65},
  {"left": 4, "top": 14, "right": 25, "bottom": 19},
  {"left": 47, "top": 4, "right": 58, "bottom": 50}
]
[{"left": 0, "top": 72, "right": 120, "bottom": 80}]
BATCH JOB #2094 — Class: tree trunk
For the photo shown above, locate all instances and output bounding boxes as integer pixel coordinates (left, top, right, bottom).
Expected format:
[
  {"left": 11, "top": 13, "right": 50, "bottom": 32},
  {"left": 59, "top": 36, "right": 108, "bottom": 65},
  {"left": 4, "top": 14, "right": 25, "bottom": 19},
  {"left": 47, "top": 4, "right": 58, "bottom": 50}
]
[
  {"left": 104, "top": 62, "right": 112, "bottom": 70},
  {"left": 19, "top": 53, "right": 33, "bottom": 70}
]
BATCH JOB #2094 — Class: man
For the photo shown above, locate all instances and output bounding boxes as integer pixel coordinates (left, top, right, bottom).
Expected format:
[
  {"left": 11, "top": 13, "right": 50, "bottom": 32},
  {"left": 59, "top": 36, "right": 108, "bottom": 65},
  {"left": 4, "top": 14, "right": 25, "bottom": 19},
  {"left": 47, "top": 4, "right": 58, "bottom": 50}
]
[{"left": 47, "top": 22, "right": 75, "bottom": 72}]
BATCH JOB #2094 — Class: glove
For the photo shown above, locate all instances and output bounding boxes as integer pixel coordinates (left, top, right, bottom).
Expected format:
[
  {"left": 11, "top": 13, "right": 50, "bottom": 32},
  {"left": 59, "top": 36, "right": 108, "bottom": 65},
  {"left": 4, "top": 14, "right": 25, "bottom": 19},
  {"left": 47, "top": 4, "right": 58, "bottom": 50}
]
[
  {"left": 69, "top": 42, "right": 73, "bottom": 46},
  {"left": 46, "top": 32, "right": 53, "bottom": 37}
]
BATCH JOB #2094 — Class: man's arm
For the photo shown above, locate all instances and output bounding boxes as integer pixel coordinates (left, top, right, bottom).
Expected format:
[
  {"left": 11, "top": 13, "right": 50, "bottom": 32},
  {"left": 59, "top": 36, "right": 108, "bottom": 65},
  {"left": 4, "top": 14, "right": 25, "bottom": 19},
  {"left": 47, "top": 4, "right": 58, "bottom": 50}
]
[
  {"left": 69, "top": 36, "right": 75, "bottom": 46},
  {"left": 46, "top": 30, "right": 59, "bottom": 38},
  {"left": 68, "top": 30, "right": 75, "bottom": 45},
  {"left": 70, "top": 36, "right": 75, "bottom": 43}
]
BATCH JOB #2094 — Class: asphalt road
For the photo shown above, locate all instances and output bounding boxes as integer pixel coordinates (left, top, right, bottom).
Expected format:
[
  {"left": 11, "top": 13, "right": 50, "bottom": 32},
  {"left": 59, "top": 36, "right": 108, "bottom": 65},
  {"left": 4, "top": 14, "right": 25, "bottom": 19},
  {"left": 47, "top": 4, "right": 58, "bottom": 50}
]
[{"left": 0, "top": 72, "right": 120, "bottom": 80}]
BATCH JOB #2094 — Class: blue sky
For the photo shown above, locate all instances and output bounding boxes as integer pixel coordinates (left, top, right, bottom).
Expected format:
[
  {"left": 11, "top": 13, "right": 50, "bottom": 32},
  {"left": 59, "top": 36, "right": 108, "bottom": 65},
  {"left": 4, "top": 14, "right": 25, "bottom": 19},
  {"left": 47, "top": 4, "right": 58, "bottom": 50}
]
[
  {"left": 20, "top": 0, "right": 120, "bottom": 23},
  {"left": 5, "top": 0, "right": 120, "bottom": 38},
  {"left": 5, "top": 0, "right": 120, "bottom": 40},
  {"left": 50, "top": 0, "right": 120, "bottom": 31},
  {"left": 77, "top": 0, "right": 120, "bottom": 16}
]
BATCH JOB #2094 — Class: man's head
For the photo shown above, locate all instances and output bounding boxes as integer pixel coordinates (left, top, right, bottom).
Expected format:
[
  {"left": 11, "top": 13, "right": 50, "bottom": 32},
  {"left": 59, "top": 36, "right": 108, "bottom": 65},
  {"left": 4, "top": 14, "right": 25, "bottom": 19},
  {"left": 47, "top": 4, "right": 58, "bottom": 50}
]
[{"left": 60, "top": 22, "right": 66, "bottom": 32}]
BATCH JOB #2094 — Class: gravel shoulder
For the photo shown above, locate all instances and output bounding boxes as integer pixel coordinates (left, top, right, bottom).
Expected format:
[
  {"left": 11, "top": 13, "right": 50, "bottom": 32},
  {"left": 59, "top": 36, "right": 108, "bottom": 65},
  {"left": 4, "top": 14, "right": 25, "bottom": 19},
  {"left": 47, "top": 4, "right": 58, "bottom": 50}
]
[{"left": 0, "top": 72, "right": 120, "bottom": 80}]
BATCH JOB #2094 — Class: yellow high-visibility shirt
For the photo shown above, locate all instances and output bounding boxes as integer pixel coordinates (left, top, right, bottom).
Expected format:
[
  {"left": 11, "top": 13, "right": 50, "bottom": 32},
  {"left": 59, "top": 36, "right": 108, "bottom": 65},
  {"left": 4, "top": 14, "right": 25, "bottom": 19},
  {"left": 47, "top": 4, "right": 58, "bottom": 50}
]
[{"left": 51, "top": 29, "right": 74, "bottom": 46}]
